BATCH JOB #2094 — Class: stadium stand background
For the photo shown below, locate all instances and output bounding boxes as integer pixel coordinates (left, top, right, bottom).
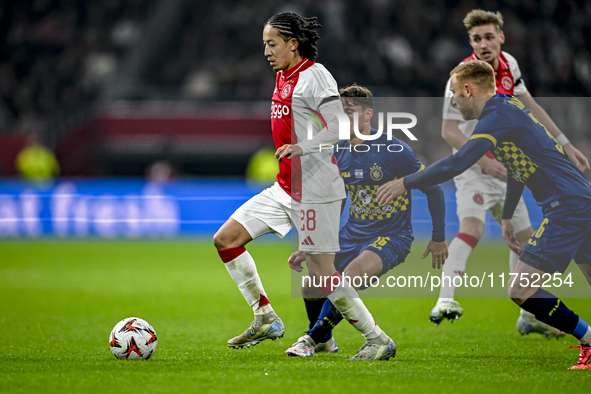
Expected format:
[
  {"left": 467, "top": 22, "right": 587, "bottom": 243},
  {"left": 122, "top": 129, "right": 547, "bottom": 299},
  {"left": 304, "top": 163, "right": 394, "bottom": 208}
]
[{"left": 0, "top": 0, "right": 590, "bottom": 177}]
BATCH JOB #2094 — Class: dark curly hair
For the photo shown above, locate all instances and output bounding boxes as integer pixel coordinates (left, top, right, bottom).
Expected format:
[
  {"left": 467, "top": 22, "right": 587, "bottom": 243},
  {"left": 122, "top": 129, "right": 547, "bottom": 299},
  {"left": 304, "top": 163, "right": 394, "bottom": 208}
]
[{"left": 266, "top": 12, "right": 322, "bottom": 61}]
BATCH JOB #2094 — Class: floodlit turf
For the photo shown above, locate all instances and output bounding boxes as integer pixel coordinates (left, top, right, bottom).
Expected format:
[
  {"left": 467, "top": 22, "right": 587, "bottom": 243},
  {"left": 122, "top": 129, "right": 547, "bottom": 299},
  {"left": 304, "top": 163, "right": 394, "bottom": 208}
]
[{"left": 0, "top": 240, "right": 589, "bottom": 393}]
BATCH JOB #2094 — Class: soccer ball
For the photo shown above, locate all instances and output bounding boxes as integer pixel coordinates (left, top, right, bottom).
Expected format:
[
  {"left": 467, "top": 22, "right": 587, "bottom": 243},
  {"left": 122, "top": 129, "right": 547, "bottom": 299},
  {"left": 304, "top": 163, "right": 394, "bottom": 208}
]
[{"left": 109, "top": 317, "right": 158, "bottom": 360}]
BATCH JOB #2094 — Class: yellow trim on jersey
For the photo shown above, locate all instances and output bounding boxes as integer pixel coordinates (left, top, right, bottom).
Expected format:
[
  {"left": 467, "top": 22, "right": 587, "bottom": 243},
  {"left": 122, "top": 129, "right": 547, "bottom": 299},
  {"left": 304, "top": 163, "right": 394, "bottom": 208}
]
[
  {"left": 470, "top": 133, "right": 497, "bottom": 147},
  {"left": 417, "top": 163, "right": 425, "bottom": 172}
]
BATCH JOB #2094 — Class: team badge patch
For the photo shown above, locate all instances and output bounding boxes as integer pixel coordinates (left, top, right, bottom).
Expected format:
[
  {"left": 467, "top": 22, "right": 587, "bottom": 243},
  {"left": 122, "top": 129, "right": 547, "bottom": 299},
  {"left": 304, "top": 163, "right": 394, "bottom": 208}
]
[
  {"left": 473, "top": 193, "right": 484, "bottom": 205},
  {"left": 370, "top": 164, "right": 383, "bottom": 181},
  {"left": 281, "top": 84, "right": 292, "bottom": 99},
  {"left": 501, "top": 75, "right": 513, "bottom": 90}
]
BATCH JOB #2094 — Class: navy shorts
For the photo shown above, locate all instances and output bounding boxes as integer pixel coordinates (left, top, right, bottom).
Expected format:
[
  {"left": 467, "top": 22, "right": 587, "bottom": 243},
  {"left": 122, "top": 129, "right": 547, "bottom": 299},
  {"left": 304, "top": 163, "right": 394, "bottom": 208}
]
[
  {"left": 334, "top": 224, "right": 413, "bottom": 277},
  {"left": 521, "top": 198, "right": 591, "bottom": 273}
]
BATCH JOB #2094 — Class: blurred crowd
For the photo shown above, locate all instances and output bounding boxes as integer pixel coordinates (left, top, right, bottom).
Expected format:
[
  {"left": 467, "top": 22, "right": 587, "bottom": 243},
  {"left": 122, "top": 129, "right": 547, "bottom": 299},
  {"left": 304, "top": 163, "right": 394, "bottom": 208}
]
[
  {"left": 166, "top": 0, "right": 591, "bottom": 99},
  {"left": 0, "top": 0, "right": 153, "bottom": 132},
  {"left": 1, "top": 0, "right": 590, "bottom": 145}
]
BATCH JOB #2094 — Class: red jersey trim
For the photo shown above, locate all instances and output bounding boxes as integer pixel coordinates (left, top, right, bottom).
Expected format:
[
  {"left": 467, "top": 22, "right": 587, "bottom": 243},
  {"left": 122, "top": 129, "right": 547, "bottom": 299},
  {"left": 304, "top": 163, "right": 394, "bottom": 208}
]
[
  {"left": 462, "top": 51, "right": 514, "bottom": 95},
  {"left": 282, "top": 58, "right": 314, "bottom": 79}
]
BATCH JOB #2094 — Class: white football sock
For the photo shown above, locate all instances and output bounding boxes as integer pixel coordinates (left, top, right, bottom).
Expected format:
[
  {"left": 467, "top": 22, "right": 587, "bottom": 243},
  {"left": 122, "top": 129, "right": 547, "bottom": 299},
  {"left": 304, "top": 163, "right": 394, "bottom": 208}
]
[
  {"left": 438, "top": 236, "right": 474, "bottom": 301},
  {"left": 224, "top": 249, "right": 274, "bottom": 316},
  {"left": 328, "top": 279, "right": 389, "bottom": 345},
  {"left": 579, "top": 326, "right": 591, "bottom": 346},
  {"left": 509, "top": 249, "right": 519, "bottom": 272}
]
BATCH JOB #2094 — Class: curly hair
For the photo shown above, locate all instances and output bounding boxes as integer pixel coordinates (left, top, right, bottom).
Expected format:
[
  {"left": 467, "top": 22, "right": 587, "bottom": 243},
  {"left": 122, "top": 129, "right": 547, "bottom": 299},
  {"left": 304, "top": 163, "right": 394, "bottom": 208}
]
[{"left": 266, "top": 12, "right": 322, "bottom": 61}]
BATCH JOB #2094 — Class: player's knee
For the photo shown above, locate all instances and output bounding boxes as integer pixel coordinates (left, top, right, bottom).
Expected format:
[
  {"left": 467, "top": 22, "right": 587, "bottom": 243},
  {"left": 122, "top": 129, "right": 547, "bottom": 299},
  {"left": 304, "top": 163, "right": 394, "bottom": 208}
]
[
  {"left": 213, "top": 229, "right": 233, "bottom": 250},
  {"left": 301, "top": 284, "right": 319, "bottom": 299},
  {"left": 466, "top": 227, "right": 483, "bottom": 241},
  {"left": 460, "top": 218, "right": 484, "bottom": 240}
]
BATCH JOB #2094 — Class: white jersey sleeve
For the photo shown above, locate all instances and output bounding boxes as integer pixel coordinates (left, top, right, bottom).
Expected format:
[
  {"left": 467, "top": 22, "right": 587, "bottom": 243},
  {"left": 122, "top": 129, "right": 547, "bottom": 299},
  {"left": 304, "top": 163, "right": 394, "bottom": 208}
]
[
  {"left": 295, "top": 64, "right": 341, "bottom": 155},
  {"left": 291, "top": 63, "right": 345, "bottom": 203},
  {"left": 503, "top": 51, "right": 527, "bottom": 95}
]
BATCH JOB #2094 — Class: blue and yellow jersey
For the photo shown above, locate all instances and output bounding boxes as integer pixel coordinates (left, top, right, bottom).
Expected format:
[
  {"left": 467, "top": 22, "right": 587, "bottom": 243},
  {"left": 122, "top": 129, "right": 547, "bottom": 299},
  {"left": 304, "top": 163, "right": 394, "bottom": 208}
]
[
  {"left": 333, "top": 131, "right": 423, "bottom": 238},
  {"left": 470, "top": 95, "right": 591, "bottom": 207}
]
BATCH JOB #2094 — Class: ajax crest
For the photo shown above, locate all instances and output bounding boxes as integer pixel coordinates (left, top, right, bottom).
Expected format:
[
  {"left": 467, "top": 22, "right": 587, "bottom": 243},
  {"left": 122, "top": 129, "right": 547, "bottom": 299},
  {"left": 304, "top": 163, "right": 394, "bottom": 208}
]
[
  {"left": 281, "top": 84, "right": 292, "bottom": 99},
  {"left": 501, "top": 75, "right": 513, "bottom": 91}
]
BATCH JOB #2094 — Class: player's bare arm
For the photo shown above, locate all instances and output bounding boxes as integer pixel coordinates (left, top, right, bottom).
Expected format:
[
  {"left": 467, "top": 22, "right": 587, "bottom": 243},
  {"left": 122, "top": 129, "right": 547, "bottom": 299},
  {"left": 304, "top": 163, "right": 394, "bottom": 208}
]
[
  {"left": 501, "top": 219, "right": 521, "bottom": 255},
  {"left": 288, "top": 250, "right": 306, "bottom": 273},
  {"left": 275, "top": 144, "right": 303, "bottom": 161},
  {"left": 376, "top": 178, "right": 406, "bottom": 206},
  {"left": 422, "top": 240, "right": 449, "bottom": 269},
  {"left": 442, "top": 119, "right": 507, "bottom": 181},
  {"left": 517, "top": 91, "right": 590, "bottom": 171}
]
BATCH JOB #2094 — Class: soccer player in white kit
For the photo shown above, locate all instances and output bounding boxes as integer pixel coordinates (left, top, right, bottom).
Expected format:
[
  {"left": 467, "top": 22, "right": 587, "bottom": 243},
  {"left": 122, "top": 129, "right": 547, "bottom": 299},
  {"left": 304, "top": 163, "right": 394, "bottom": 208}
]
[
  {"left": 214, "top": 12, "right": 395, "bottom": 360},
  {"left": 430, "top": 9, "right": 590, "bottom": 337}
]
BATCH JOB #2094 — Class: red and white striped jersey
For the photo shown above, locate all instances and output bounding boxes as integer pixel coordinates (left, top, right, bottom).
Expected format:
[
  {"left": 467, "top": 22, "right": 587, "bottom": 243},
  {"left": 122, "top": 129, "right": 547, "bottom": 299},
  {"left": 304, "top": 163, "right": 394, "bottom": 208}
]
[{"left": 271, "top": 58, "right": 345, "bottom": 203}]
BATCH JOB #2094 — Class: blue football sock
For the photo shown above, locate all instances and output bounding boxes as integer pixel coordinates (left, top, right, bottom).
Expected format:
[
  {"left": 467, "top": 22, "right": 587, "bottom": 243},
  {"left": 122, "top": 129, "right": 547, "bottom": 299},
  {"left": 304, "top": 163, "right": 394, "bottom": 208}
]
[
  {"left": 520, "top": 288, "right": 580, "bottom": 336},
  {"left": 304, "top": 298, "right": 326, "bottom": 331},
  {"left": 308, "top": 299, "right": 343, "bottom": 345},
  {"left": 573, "top": 318, "right": 590, "bottom": 341}
]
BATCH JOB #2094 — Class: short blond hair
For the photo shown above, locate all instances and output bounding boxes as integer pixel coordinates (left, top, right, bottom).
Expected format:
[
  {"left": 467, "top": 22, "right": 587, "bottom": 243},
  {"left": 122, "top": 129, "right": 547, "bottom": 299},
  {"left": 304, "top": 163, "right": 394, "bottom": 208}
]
[
  {"left": 450, "top": 60, "right": 496, "bottom": 92},
  {"left": 463, "top": 9, "right": 503, "bottom": 32}
]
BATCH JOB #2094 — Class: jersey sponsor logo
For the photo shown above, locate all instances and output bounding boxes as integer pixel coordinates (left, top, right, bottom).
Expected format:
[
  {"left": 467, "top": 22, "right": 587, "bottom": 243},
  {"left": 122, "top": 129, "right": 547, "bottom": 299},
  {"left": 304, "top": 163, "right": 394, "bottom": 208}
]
[
  {"left": 473, "top": 193, "right": 484, "bottom": 205},
  {"left": 358, "top": 189, "right": 372, "bottom": 205},
  {"left": 341, "top": 171, "right": 351, "bottom": 178},
  {"left": 347, "top": 184, "right": 409, "bottom": 220},
  {"left": 281, "top": 84, "right": 292, "bottom": 99},
  {"left": 271, "top": 103, "right": 290, "bottom": 119},
  {"left": 501, "top": 75, "right": 513, "bottom": 90},
  {"left": 370, "top": 164, "right": 383, "bottom": 181}
]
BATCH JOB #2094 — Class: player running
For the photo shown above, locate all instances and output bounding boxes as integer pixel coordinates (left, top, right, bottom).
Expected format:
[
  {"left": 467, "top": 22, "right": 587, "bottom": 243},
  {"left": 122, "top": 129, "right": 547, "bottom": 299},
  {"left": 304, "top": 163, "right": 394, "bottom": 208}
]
[
  {"left": 284, "top": 84, "right": 448, "bottom": 358},
  {"left": 214, "top": 13, "right": 395, "bottom": 360},
  {"left": 378, "top": 59, "right": 591, "bottom": 370},
  {"left": 432, "top": 9, "right": 589, "bottom": 337}
]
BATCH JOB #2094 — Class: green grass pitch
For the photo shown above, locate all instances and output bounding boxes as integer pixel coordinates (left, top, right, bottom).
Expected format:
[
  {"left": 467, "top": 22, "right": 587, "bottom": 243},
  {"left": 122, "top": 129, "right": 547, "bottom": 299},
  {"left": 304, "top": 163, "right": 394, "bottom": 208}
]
[{"left": 0, "top": 240, "right": 589, "bottom": 393}]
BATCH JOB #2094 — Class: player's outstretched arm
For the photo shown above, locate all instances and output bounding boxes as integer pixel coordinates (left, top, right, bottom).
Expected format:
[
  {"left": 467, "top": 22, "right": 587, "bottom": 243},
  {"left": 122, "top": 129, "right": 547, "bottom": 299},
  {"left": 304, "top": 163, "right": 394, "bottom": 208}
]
[
  {"left": 517, "top": 92, "right": 590, "bottom": 171},
  {"left": 442, "top": 119, "right": 507, "bottom": 181},
  {"left": 376, "top": 138, "right": 493, "bottom": 205},
  {"left": 501, "top": 176, "right": 526, "bottom": 255},
  {"left": 417, "top": 183, "right": 448, "bottom": 269}
]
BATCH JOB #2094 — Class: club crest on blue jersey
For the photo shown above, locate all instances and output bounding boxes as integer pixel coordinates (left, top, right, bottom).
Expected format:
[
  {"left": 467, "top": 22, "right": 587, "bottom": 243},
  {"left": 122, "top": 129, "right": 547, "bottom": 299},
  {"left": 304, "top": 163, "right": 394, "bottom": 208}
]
[{"left": 370, "top": 164, "right": 383, "bottom": 181}]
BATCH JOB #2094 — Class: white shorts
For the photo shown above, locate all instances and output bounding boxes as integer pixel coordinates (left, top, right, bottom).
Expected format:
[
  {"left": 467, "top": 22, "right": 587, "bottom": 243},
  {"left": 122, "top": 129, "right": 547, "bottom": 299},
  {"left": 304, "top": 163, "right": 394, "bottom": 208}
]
[
  {"left": 454, "top": 171, "right": 531, "bottom": 234},
  {"left": 230, "top": 182, "right": 341, "bottom": 253}
]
